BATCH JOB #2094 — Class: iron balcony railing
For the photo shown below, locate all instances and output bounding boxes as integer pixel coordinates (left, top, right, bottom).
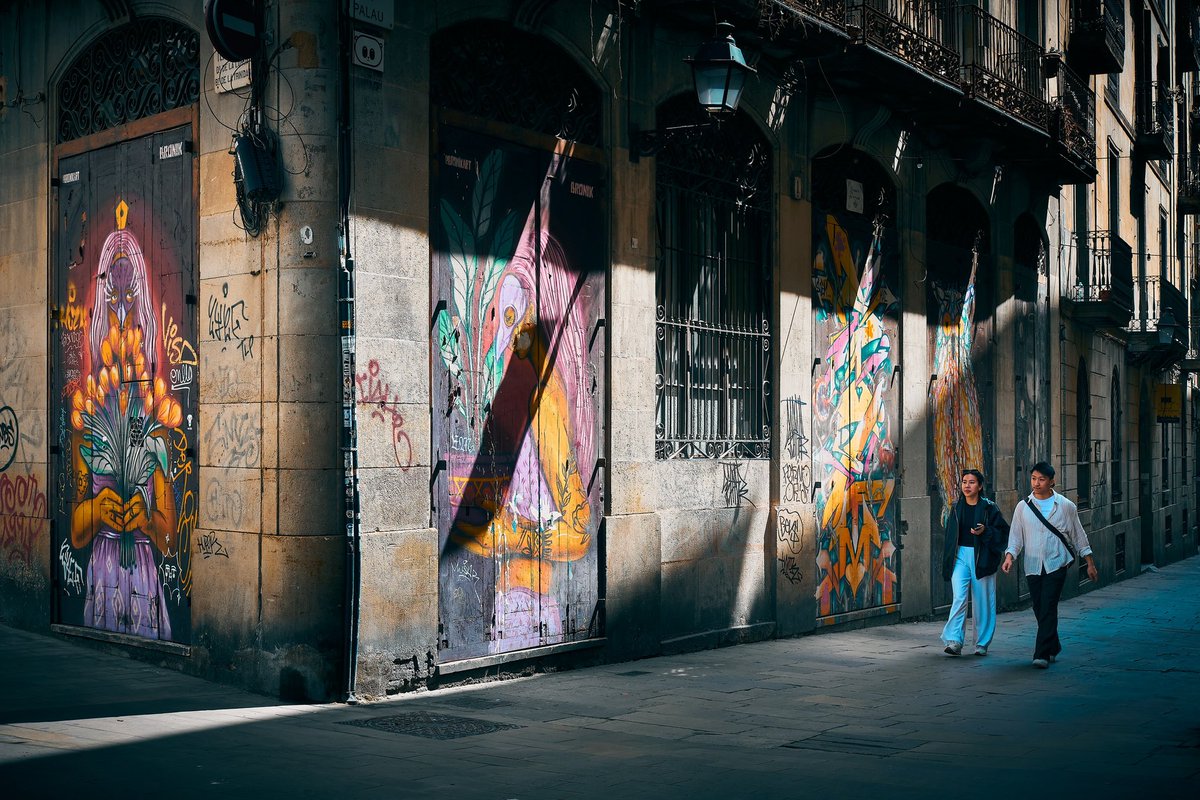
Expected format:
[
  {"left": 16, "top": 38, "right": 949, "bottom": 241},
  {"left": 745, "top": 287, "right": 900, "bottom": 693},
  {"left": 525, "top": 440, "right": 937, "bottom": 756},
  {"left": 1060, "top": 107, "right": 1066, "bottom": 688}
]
[
  {"left": 1136, "top": 81, "right": 1174, "bottom": 157},
  {"left": 769, "top": 0, "right": 848, "bottom": 28},
  {"left": 1129, "top": 276, "right": 1188, "bottom": 347},
  {"left": 1068, "top": 231, "right": 1133, "bottom": 309},
  {"left": 846, "top": 0, "right": 960, "bottom": 84},
  {"left": 958, "top": 4, "right": 1051, "bottom": 129},
  {"left": 1052, "top": 61, "right": 1097, "bottom": 169},
  {"left": 1068, "top": 0, "right": 1125, "bottom": 75}
]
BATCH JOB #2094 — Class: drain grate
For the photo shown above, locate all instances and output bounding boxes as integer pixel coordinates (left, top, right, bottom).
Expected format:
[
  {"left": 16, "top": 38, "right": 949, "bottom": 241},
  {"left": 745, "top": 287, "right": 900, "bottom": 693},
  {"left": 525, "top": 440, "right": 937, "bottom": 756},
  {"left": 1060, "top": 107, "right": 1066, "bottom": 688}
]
[
  {"left": 434, "top": 695, "right": 513, "bottom": 710},
  {"left": 339, "top": 711, "right": 523, "bottom": 740},
  {"left": 617, "top": 670, "right": 653, "bottom": 676},
  {"left": 783, "top": 732, "right": 923, "bottom": 756}
]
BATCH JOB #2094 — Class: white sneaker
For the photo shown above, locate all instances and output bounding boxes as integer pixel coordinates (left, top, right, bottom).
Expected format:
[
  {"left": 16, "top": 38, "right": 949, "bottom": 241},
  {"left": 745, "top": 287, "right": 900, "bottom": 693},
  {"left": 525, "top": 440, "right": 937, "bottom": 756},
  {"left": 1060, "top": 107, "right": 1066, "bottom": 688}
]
[
  {"left": 944, "top": 642, "right": 962, "bottom": 656},
  {"left": 974, "top": 645, "right": 988, "bottom": 656},
  {"left": 1032, "top": 658, "right": 1050, "bottom": 669}
]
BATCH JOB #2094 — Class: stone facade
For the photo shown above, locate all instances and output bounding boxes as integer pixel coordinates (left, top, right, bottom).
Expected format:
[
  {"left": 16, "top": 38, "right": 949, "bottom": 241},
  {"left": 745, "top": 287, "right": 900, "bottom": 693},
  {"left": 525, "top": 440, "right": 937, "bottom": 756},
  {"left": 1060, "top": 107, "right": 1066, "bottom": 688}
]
[{"left": 0, "top": 1, "right": 1196, "bottom": 700}]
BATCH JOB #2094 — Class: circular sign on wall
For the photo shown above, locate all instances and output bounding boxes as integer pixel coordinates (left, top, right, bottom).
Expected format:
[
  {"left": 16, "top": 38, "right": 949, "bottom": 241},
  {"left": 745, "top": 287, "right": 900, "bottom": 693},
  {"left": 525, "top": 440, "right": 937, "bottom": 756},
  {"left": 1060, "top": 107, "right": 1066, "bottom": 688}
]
[{"left": 205, "top": 0, "right": 260, "bottom": 63}]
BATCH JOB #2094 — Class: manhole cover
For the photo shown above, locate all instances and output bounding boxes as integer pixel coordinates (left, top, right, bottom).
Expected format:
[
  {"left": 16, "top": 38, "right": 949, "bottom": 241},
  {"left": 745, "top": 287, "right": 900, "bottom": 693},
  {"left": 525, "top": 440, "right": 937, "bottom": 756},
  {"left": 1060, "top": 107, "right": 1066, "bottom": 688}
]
[
  {"left": 340, "top": 711, "right": 522, "bottom": 740},
  {"left": 783, "top": 732, "right": 922, "bottom": 756},
  {"left": 434, "top": 695, "right": 513, "bottom": 710}
]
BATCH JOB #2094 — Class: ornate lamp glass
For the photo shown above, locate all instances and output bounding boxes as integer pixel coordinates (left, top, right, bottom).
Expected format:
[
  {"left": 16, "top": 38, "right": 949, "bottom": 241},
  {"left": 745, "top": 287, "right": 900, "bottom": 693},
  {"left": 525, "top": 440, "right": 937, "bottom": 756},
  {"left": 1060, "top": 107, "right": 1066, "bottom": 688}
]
[{"left": 687, "top": 22, "right": 756, "bottom": 116}]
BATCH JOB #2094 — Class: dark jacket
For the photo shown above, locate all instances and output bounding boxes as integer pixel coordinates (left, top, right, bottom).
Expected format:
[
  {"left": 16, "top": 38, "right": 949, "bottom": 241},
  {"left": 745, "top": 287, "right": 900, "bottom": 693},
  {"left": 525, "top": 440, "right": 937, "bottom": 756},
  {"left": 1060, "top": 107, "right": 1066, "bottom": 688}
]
[{"left": 941, "top": 497, "right": 1010, "bottom": 582}]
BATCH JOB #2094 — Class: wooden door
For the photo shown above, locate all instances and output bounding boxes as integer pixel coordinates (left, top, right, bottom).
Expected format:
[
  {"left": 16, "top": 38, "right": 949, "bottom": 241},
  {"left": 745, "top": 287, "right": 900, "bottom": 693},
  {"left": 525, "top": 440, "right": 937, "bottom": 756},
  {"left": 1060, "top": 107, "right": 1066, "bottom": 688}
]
[{"left": 52, "top": 124, "right": 197, "bottom": 643}]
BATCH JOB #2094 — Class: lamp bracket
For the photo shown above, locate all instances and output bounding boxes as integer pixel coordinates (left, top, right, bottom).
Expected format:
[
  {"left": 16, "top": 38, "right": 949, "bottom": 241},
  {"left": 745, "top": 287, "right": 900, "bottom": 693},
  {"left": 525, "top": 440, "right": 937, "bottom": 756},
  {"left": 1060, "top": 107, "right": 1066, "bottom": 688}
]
[{"left": 629, "top": 121, "right": 719, "bottom": 162}]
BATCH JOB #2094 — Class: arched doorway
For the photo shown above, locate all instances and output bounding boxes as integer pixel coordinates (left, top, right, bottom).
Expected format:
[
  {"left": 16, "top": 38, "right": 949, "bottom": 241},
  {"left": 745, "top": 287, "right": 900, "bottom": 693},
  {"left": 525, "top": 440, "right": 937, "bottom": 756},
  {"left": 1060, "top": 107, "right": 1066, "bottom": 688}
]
[
  {"left": 1012, "top": 213, "right": 1049, "bottom": 599},
  {"left": 50, "top": 17, "right": 201, "bottom": 643},
  {"left": 430, "top": 22, "right": 606, "bottom": 661},
  {"left": 926, "top": 184, "right": 992, "bottom": 612},
  {"left": 809, "top": 148, "right": 901, "bottom": 623}
]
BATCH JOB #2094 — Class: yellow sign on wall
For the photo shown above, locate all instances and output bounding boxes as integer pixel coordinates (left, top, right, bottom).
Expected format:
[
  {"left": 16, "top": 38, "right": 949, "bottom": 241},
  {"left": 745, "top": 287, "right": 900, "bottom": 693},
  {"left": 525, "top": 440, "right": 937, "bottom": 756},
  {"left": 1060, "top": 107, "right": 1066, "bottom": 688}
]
[{"left": 1155, "top": 383, "right": 1183, "bottom": 422}]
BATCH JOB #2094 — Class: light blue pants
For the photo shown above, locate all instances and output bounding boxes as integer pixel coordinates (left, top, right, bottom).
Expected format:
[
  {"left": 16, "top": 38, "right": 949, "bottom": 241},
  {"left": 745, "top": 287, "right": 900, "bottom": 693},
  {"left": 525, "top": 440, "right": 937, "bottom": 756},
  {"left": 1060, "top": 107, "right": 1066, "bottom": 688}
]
[{"left": 941, "top": 546, "right": 997, "bottom": 648}]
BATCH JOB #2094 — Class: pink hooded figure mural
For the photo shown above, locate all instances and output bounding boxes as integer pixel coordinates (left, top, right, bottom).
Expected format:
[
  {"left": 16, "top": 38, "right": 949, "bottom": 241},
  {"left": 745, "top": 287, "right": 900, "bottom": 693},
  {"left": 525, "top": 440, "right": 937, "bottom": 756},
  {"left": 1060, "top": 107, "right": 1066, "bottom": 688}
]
[
  {"left": 436, "top": 136, "right": 602, "bottom": 658},
  {"left": 68, "top": 200, "right": 184, "bottom": 640}
]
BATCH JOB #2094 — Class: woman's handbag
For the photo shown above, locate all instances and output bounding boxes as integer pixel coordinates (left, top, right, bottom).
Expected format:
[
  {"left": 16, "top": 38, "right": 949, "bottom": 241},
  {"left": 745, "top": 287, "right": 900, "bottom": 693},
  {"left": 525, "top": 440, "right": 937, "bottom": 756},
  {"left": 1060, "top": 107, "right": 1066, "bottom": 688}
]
[{"left": 1024, "top": 499, "right": 1083, "bottom": 571}]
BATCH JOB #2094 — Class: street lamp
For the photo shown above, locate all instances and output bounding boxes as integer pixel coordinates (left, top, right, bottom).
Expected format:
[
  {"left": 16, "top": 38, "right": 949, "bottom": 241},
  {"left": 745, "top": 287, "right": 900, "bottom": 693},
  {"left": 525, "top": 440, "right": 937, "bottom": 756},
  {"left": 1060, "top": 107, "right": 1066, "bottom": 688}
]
[
  {"left": 687, "top": 22, "right": 756, "bottom": 116},
  {"left": 631, "top": 22, "right": 757, "bottom": 160}
]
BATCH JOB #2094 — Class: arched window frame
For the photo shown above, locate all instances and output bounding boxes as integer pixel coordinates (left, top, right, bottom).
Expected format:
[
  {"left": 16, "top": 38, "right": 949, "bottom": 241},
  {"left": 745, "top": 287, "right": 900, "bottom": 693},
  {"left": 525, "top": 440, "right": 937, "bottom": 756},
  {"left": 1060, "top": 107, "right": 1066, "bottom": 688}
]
[
  {"left": 1077, "top": 358, "right": 1092, "bottom": 505},
  {"left": 56, "top": 17, "right": 200, "bottom": 143}
]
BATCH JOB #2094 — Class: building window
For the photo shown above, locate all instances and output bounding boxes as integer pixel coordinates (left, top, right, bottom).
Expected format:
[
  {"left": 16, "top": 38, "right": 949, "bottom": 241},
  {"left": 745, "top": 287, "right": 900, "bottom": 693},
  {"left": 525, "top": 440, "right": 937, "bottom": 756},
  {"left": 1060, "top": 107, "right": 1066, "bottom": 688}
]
[
  {"left": 1111, "top": 370, "right": 1123, "bottom": 500},
  {"left": 1107, "top": 141, "right": 1121, "bottom": 235},
  {"left": 1115, "top": 530, "right": 1126, "bottom": 573},
  {"left": 1159, "top": 207, "right": 1170, "bottom": 284},
  {"left": 655, "top": 99, "right": 772, "bottom": 459},
  {"left": 1077, "top": 358, "right": 1091, "bottom": 505},
  {"left": 1162, "top": 420, "right": 1171, "bottom": 493}
]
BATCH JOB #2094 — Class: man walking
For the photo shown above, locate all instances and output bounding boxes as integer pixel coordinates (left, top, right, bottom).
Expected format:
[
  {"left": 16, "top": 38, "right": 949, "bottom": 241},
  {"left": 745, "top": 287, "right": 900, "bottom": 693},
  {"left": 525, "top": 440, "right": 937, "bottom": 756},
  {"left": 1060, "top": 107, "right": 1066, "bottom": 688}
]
[{"left": 1001, "top": 461, "right": 1098, "bottom": 668}]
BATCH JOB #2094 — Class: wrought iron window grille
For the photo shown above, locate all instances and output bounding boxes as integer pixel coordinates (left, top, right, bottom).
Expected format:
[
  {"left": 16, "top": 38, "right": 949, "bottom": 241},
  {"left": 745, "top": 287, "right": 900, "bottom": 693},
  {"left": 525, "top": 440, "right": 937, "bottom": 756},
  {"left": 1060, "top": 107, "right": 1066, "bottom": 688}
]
[
  {"left": 654, "top": 105, "right": 772, "bottom": 461},
  {"left": 57, "top": 18, "right": 200, "bottom": 144}
]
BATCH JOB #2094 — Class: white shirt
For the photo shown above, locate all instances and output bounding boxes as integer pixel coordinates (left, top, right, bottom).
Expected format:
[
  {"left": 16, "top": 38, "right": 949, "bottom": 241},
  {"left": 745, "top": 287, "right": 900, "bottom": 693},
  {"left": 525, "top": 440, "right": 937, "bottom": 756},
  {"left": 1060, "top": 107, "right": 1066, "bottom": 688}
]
[{"left": 1005, "top": 491, "right": 1094, "bottom": 576}]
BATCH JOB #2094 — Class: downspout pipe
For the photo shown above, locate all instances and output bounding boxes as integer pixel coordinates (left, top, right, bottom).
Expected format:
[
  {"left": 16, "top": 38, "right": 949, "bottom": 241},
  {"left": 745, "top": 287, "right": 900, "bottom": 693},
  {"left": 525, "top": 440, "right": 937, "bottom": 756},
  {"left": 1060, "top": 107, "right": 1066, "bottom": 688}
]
[{"left": 337, "top": 5, "right": 362, "bottom": 705}]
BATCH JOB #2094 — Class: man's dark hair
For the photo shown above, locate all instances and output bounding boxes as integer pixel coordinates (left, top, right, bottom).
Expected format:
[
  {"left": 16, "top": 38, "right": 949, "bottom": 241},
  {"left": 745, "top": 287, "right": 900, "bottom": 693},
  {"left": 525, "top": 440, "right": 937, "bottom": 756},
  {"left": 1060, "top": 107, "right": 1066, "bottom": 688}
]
[
  {"left": 960, "top": 469, "right": 985, "bottom": 486},
  {"left": 1031, "top": 461, "right": 1055, "bottom": 478}
]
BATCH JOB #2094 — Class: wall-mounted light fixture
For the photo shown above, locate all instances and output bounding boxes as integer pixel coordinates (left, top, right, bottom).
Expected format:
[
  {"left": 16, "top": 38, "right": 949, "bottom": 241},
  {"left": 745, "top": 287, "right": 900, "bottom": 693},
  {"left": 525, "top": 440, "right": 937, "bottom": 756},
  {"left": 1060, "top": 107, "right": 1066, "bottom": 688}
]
[{"left": 630, "top": 22, "right": 756, "bottom": 161}]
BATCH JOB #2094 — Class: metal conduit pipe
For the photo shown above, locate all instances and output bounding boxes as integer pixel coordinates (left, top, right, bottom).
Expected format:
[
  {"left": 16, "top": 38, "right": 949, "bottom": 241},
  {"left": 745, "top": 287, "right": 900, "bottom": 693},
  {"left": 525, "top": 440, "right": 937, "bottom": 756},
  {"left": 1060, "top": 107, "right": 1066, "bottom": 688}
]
[{"left": 337, "top": 4, "right": 362, "bottom": 705}]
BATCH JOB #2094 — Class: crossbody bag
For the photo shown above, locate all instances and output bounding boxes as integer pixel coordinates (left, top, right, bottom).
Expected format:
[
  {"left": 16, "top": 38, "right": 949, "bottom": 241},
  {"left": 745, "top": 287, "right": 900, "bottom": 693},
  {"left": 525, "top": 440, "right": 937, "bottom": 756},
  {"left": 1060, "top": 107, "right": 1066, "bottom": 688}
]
[{"left": 1023, "top": 498, "right": 1082, "bottom": 567}]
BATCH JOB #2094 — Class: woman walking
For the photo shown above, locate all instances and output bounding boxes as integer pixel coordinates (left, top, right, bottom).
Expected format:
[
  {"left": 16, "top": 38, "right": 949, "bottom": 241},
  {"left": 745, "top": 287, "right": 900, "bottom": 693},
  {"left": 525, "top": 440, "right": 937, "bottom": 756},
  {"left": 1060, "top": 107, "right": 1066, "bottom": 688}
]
[{"left": 942, "top": 469, "right": 1010, "bottom": 656}]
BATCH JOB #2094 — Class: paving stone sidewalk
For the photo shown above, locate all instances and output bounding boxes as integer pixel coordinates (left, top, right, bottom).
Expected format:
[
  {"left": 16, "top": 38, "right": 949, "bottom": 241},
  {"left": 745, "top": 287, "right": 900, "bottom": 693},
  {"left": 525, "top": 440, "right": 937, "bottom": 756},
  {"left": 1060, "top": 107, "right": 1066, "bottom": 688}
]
[{"left": 2, "top": 556, "right": 1198, "bottom": 799}]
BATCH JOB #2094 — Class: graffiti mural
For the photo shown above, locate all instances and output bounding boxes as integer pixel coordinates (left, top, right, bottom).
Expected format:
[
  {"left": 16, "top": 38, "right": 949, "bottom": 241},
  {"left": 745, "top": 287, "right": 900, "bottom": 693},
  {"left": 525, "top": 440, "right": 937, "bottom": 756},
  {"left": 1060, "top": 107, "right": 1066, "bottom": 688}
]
[
  {"left": 433, "top": 127, "right": 603, "bottom": 660},
  {"left": 930, "top": 256, "right": 985, "bottom": 526},
  {"left": 52, "top": 126, "right": 197, "bottom": 643},
  {"left": 811, "top": 215, "right": 900, "bottom": 618}
]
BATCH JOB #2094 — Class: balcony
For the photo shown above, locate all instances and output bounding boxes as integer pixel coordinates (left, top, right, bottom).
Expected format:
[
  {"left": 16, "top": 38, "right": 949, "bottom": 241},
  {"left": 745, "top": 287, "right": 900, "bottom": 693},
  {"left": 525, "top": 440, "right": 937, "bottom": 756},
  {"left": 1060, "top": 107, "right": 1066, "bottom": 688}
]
[
  {"left": 1135, "top": 81, "right": 1174, "bottom": 160},
  {"left": 846, "top": 0, "right": 960, "bottom": 87},
  {"left": 958, "top": 5, "right": 1051, "bottom": 131},
  {"left": 1181, "top": 153, "right": 1200, "bottom": 215},
  {"left": 772, "top": 0, "right": 848, "bottom": 29},
  {"left": 1128, "top": 276, "right": 1189, "bottom": 368},
  {"left": 1047, "top": 62, "right": 1098, "bottom": 183},
  {"left": 1180, "top": 1, "right": 1200, "bottom": 74},
  {"left": 1062, "top": 232, "right": 1134, "bottom": 328},
  {"left": 1068, "top": 0, "right": 1125, "bottom": 75}
]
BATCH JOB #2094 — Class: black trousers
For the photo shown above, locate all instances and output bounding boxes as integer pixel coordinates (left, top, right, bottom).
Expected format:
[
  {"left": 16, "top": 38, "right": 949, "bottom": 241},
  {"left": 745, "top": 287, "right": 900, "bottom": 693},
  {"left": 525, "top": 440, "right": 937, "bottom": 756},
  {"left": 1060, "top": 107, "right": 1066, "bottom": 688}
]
[{"left": 1026, "top": 564, "right": 1071, "bottom": 660}]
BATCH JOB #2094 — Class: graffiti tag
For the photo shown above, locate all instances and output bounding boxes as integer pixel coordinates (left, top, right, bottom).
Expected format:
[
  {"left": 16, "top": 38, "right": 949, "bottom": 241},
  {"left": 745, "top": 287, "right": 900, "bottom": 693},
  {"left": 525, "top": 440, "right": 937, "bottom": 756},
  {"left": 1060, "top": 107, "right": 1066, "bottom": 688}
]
[
  {"left": 162, "top": 302, "right": 198, "bottom": 366},
  {"left": 784, "top": 396, "right": 809, "bottom": 461},
  {"left": 721, "top": 462, "right": 750, "bottom": 508},
  {"left": 208, "top": 283, "right": 255, "bottom": 360},
  {"left": 355, "top": 359, "right": 413, "bottom": 471},
  {"left": 0, "top": 406, "right": 17, "bottom": 471},
  {"left": 197, "top": 531, "right": 229, "bottom": 559},
  {"left": 59, "top": 539, "right": 85, "bottom": 595},
  {"left": 0, "top": 472, "right": 46, "bottom": 566}
]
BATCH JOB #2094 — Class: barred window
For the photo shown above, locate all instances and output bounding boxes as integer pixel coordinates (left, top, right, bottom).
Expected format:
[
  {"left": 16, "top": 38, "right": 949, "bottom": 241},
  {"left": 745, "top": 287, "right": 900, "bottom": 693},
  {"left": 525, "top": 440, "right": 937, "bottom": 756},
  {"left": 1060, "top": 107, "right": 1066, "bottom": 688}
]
[{"left": 654, "top": 99, "right": 772, "bottom": 459}]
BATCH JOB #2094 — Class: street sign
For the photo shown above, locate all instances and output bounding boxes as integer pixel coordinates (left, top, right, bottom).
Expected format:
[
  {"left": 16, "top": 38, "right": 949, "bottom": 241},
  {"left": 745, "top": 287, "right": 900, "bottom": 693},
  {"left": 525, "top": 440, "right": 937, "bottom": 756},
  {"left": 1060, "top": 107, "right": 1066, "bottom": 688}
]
[
  {"left": 352, "top": 31, "right": 385, "bottom": 72},
  {"left": 349, "top": 0, "right": 394, "bottom": 30},
  {"left": 205, "top": 0, "right": 260, "bottom": 62},
  {"left": 214, "top": 53, "right": 252, "bottom": 94},
  {"left": 1156, "top": 383, "right": 1182, "bottom": 422}
]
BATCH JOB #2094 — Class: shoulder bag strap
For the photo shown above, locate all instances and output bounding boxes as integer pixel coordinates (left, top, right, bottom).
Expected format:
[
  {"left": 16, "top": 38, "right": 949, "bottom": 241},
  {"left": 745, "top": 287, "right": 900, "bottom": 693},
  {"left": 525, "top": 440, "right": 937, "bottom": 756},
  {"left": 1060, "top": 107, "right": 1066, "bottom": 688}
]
[{"left": 1024, "top": 498, "right": 1079, "bottom": 561}]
